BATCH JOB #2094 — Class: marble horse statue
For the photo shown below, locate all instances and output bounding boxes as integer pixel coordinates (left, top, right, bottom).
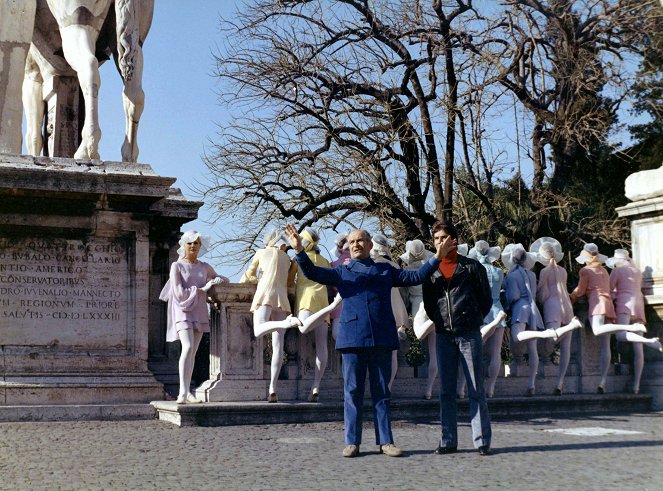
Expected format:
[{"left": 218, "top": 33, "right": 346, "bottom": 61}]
[{"left": 23, "top": 0, "right": 154, "bottom": 161}]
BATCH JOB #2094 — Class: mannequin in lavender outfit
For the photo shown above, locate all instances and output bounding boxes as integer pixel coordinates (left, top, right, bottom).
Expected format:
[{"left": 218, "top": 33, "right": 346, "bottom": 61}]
[
  {"left": 159, "top": 230, "right": 229, "bottom": 404},
  {"left": 607, "top": 249, "right": 662, "bottom": 394}
]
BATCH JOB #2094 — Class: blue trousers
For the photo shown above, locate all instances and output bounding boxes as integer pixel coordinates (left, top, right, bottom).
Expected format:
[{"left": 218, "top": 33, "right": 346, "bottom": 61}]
[
  {"left": 341, "top": 348, "right": 393, "bottom": 445},
  {"left": 437, "top": 329, "right": 491, "bottom": 448}
]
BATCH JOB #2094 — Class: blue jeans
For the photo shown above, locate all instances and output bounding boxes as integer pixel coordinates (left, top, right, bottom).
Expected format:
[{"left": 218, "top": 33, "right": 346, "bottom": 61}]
[
  {"left": 341, "top": 348, "right": 393, "bottom": 445},
  {"left": 436, "top": 329, "right": 491, "bottom": 448}
]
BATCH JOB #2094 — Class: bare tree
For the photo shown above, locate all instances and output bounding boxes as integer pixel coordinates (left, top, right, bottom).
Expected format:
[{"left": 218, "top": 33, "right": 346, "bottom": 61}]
[
  {"left": 464, "top": 0, "right": 662, "bottom": 241},
  {"left": 204, "top": 0, "right": 488, "bottom": 261},
  {"left": 204, "top": 0, "right": 661, "bottom": 264}
]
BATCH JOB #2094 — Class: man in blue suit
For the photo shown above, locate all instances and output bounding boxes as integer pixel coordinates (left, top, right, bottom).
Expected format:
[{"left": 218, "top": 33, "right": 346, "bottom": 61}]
[{"left": 285, "top": 224, "right": 452, "bottom": 458}]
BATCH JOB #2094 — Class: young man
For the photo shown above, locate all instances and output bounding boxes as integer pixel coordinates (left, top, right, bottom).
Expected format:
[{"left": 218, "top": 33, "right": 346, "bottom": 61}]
[{"left": 422, "top": 221, "right": 493, "bottom": 456}]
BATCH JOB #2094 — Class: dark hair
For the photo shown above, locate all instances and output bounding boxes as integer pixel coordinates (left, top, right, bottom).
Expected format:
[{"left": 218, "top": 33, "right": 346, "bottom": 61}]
[{"left": 431, "top": 220, "right": 458, "bottom": 239}]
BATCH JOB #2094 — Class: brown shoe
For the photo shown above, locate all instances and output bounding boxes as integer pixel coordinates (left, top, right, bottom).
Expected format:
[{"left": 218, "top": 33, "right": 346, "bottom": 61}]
[
  {"left": 267, "top": 392, "right": 278, "bottom": 403},
  {"left": 342, "top": 445, "right": 359, "bottom": 458},
  {"left": 379, "top": 444, "right": 403, "bottom": 457}
]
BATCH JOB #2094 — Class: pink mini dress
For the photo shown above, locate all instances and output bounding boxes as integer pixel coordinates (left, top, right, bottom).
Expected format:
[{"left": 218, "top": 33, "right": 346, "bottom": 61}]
[
  {"left": 573, "top": 265, "right": 615, "bottom": 321},
  {"left": 609, "top": 265, "right": 645, "bottom": 322},
  {"left": 160, "top": 260, "right": 219, "bottom": 342}
]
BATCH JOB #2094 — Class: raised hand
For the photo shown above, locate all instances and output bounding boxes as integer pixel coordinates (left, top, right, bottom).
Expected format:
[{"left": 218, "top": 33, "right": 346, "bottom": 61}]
[
  {"left": 285, "top": 224, "right": 303, "bottom": 252},
  {"left": 434, "top": 235, "right": 457, "bottom": 260}
]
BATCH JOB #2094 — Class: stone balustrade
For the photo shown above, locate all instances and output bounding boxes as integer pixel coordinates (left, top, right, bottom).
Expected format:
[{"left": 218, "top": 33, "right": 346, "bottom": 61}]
[{"left": 192, "top": 284, "right": 652, "bottom": 402}]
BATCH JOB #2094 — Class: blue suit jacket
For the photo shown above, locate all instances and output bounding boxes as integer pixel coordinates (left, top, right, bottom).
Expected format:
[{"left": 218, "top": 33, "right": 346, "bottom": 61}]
[{"left": 295, "top": 250, "right": 440, "bottom": 350}]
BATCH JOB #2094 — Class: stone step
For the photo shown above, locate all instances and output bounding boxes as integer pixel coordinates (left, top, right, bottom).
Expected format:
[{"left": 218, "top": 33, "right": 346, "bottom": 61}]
[
  {"left": 152, "top": 392, "right": 653, "bottom": 427},
  {"left": 0, "top": 403, "right": 156, "bottom": 423},
  {"left": 0, "top": 392, "right": 652, "bottom": 425}
]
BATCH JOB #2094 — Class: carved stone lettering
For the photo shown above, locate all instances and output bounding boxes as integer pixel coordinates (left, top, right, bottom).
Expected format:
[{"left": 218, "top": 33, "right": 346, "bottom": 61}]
[{"left": 0, "top": 237, "right": 130, "bottom": 348}]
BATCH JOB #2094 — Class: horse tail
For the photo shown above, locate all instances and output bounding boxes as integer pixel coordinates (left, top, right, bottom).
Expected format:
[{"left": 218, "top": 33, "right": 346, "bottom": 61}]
[{"left": 115, "top": 0, "right": 139, "bottom": 82}]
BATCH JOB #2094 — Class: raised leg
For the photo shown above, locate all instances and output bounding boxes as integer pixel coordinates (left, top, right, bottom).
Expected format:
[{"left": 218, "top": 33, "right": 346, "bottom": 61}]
[{"left": 298, "top": 294, "right": 341, "bottom": 334}]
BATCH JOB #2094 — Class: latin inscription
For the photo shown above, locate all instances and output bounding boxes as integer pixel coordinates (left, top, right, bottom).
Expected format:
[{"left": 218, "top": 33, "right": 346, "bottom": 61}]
[{"left": 0, "top": 237, "right": 129, "bottom": 346}]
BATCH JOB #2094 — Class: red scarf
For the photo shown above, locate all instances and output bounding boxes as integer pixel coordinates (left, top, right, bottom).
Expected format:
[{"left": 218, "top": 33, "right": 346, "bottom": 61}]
[{"left": 438, "top": 249, "right": 458, "bottom": 280}]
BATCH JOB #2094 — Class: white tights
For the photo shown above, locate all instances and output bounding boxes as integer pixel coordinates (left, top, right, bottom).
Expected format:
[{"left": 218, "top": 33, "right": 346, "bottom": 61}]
[
  {"left": 594, "top": 314, "right": 661, "bottom": 391},
  {"left": 511, "top": 322, "right": 541, "bottom": 391},
  {"left": 298, "top": 309, "right": 328, "bottom": 393},
  {"left": 544, "top": 321, "right": 574, "bottom": 392},
  {"left": 511, "top": 319, "right": 583, "bottom": 390},
  {"left": 592, "top": 314, "right": 650, "bottom": 389},
  {"left": 177, "top": 328, "right": 204, "bottom": 399},
  {"left": 483, "top": 326, "right": 504, "bottom": 397},
  {"left": 254, "top": 306, "right": 288, "bottom": 395}
]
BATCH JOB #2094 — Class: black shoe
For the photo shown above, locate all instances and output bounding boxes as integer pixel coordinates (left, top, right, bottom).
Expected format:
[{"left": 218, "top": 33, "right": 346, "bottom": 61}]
[
  {"left": 597, "top": 385, "right": 605, "bottom": 394},
  {"left": 433, "top": 446, "right": 457, "bottom": 455},
  {"left": 553, "top": 387, "right": 562, "bottom": 396},
  {"left": 478, "top": 445, "right": 491, "bottom": 456}
]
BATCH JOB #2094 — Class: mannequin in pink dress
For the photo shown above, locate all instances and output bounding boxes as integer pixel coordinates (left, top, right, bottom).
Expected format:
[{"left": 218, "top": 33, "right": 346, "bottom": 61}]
[
  {"left": 159, "top": 231, "right": 229, "bottom": 404},
  {"left": 530, "top": 237, "right": 577, "bottom": 395},
  {"left": 503, "top": 243, "right": 582, "bottom": 396},
  {"left": 570, "top": 243, "right": 649, "bottom": 394},
  {"left": 607, "top": 249, "right": 662, "bottom": 393}
]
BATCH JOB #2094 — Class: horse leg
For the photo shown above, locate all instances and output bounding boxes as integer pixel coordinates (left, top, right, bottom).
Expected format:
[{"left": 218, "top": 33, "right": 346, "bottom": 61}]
[
  {"left": 59, "top": 25, "right": 102, "bottom": 160},
  {"left": 120, "top": 45, "right": 144, "bottom": 162},
  {"left": 22, "top": 49, "right": 45, "bottom": 157}
]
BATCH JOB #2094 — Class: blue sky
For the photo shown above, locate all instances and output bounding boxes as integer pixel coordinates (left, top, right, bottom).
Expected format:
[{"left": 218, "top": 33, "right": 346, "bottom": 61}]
[{"left": 96, "top": 1, "right": 235, "bottom": 277}]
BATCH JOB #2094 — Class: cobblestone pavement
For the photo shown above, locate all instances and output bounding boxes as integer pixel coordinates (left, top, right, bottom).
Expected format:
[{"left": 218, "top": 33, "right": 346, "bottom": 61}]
[{"left": 1, "top": 411, "right": 662, "bottom": 490}]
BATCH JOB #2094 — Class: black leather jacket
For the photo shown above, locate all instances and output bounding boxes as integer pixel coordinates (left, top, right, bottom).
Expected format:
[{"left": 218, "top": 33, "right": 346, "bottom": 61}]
[{"left": 422, "top": 255, "right": 492, "bottom": 334}]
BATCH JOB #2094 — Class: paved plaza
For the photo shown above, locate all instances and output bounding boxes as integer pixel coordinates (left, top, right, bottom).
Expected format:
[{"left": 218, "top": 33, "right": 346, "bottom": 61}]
[{"left": 1, "top": 411, "right": 662, "bottom": 490}]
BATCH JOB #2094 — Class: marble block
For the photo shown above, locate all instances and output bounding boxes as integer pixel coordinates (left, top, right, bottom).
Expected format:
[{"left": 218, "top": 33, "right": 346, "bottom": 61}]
[{"left": 0, "top": 154, "right": 201, "bottom": 404}]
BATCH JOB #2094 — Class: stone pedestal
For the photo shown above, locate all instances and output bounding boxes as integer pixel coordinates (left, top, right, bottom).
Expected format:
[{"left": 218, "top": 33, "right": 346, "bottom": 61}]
[
  {"left": 0, "top": 0, "right": 36, "bottom": 153},
  {"left": 0, "top": 153, "right": 200, "bottom": 404},
  {"left": 617, "top": 164, "right": 663, "bottom": 409}
]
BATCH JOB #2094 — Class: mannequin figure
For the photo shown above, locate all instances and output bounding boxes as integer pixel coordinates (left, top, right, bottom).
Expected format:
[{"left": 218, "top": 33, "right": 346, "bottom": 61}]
[
  {"left": 371, "top": 234, "right": 409, "bottom": 391},
  {"left": 400, "top": 240, "right": 437, "bottom": 399},
  {"left": 291, "top": 228, "right": 332, "bottom": 402},
  {"left": 329, "top": 233, "right": 351, "bottom": 340},
  {"left": 160, "top": 230, "right": 229, "bottom": 404},
  {"left": 503, "top": 243, "right": 582, "bottom": 396},
  {"left": 570, "top": 243, "right": 648, "bottom": 394},
  {"left": 467, "top": 241, "right": 508, "bottom": 398},
  {"left": 240, "top": 229, "right": 300, "bottom": 402},
  {"left": 530, "top": 237, "right": 578, "bottom": 395},
  {"left": 607, "top": 249, "right": 662, "bottom": 394}
]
